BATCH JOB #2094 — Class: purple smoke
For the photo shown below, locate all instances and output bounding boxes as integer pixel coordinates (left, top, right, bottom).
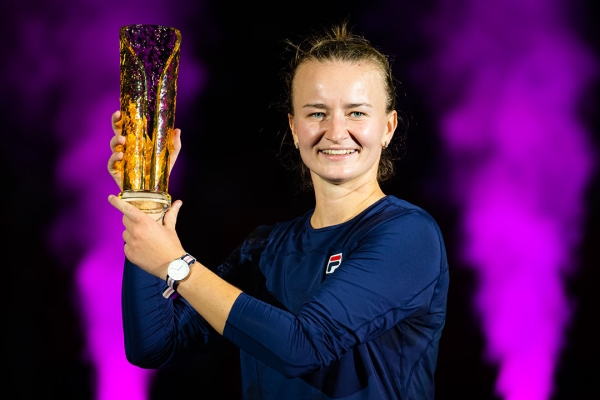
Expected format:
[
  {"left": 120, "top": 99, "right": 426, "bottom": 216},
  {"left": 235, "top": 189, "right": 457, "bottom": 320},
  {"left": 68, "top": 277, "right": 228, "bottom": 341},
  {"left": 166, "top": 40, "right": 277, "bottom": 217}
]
[
  {"left": 418, "top": 0, "right": 597, "bottom": 398},
  {"left": 8, "top": 1, "right": 204, "bottom": 398}
]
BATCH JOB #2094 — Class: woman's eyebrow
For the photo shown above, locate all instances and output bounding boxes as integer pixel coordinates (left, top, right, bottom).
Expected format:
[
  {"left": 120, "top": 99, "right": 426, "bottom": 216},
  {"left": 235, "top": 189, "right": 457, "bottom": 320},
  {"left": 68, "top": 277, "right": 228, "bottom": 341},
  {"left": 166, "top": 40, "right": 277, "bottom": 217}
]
[
  {"left": 302, "top": 103, "right": 327, "bottom": 109},
  {"left": 345, "top": 102, "right": 372, "bottom": 108},
  {"left": 302, "top": 102, "right": 373, "bottom": 109}
]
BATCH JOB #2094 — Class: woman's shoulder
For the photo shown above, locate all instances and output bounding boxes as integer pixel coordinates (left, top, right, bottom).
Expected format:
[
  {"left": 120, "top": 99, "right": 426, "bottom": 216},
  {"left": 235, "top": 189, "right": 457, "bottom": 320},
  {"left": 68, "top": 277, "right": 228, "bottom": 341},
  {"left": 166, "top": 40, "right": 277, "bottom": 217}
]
[
  {"left": 367, "top": 195, "right": 436, "bottom": 221},
  {"left": 243, "top": 209, "right": 312, "bottom": 245},
  {"left": 358, "top": 195, "right": 445, "bottom": 237}
]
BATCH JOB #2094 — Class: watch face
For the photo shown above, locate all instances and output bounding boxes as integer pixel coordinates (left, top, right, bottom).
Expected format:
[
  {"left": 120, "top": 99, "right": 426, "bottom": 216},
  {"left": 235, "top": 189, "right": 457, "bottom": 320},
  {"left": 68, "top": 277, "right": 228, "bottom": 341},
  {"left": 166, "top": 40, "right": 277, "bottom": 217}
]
[{"left": 168, "top": 259, "right": 190, "bottom": 281}]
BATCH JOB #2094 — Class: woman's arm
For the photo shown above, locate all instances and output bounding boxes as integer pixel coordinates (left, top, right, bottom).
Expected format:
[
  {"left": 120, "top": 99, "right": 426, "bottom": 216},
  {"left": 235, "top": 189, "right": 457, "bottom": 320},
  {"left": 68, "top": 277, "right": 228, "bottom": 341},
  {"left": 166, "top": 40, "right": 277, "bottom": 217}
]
[
  {"left": 121, "top": 222, "right": 273, "bottom": 368},
  {"left": 111, "top": 195, "right": 447, "bottom": 377},
  {"left": 122, "top": 258, "right": 216, "bottom": 368},
  {"left": 225, "top": 211, "right": 448, "bottom": 377}
]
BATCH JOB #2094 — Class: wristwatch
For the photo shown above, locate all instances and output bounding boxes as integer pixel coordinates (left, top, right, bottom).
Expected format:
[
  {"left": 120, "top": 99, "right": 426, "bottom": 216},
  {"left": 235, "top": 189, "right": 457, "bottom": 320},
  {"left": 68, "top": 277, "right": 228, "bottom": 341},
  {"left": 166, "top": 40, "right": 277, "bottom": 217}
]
[{"left": 163, "top": 253, "right": 196, "bottom": 298}]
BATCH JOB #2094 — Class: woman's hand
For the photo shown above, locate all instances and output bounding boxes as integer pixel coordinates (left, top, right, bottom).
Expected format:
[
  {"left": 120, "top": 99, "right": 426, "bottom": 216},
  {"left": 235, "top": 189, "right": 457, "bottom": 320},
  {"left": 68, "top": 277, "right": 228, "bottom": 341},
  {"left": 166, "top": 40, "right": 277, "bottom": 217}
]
[
  {"left": 108, "top": 194, "right": 186, "bottom": 278},
  {"left": 107, "top": 110, "right": 182, "bottom": 191}
]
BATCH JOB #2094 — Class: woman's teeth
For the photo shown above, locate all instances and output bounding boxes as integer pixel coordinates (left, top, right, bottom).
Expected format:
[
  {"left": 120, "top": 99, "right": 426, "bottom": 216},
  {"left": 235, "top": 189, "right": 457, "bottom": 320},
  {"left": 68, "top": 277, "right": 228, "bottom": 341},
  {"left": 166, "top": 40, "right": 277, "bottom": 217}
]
[{"left": 321, "top": 149, "right": 356, "bottom": 155}]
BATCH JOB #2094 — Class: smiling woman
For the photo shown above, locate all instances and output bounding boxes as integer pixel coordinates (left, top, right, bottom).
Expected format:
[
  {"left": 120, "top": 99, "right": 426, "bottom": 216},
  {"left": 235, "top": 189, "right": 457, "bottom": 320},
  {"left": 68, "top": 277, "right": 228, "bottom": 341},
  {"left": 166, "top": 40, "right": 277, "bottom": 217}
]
[
  {"left": 107, "top": 21, "right": 449, "bottom": 400},
  {"left": 282, "top": 25, "right": 405, "bottom": 193},
  {"left": 289, "top": 60, "right": 397, "bottom": 226}
]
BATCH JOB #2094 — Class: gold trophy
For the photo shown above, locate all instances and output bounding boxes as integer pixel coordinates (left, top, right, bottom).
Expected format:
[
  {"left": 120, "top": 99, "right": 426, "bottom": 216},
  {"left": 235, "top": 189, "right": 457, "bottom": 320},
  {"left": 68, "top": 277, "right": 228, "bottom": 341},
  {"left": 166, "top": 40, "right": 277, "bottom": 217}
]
[{"left": 118, "top": 24, "right": 181, "bottom": 220}]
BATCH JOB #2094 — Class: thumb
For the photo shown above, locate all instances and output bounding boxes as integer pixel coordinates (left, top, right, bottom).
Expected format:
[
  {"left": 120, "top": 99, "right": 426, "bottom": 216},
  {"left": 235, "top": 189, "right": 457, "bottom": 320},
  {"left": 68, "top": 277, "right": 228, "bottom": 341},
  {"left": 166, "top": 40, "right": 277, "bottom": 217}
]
[{"left": 163, "top": 200, "right": 182, "bottom": 229}]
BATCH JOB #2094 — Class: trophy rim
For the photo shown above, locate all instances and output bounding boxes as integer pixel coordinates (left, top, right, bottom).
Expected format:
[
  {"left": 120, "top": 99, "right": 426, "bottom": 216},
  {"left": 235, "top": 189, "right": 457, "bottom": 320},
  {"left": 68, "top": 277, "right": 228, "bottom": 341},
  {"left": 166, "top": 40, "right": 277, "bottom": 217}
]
[{"left": 120, "top": 24, "right": 181, "bottom": 35}]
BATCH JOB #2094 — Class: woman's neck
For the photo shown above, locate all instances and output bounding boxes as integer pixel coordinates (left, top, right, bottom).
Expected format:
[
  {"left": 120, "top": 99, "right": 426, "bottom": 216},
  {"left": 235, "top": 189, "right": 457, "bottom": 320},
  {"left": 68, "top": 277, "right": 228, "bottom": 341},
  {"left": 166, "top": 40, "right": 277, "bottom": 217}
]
[{"left": 310, "top": 179, "right": 386, "bottom": 229}]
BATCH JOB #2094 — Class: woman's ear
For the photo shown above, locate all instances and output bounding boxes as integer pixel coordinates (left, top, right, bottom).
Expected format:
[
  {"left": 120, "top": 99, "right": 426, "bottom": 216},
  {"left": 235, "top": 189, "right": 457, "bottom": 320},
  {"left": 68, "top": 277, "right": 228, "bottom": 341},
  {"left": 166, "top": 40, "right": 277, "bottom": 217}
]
[
  {"left": 384, "top": 110, "right": 398, "bottom": 145},
  {"left": 288, "top": 113, "right": 298, "bottom": 145}
]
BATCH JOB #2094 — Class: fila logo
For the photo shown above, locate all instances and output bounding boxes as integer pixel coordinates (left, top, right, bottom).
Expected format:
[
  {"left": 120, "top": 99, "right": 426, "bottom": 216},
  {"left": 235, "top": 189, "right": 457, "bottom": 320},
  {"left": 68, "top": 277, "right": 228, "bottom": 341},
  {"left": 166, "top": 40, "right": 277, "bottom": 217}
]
[{"left": 326, "top": 253, "right": 343, "bottom": 274}]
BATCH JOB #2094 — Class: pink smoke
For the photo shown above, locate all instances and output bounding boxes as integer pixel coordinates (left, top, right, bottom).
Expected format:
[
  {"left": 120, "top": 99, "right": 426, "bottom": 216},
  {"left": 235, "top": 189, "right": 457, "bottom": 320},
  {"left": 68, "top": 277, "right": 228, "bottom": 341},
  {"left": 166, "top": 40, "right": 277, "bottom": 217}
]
[
  {"left": 8, "top": 1, "right": 204, "bottom": 398},
  {"left": 419, "top": 0, "right": 597, "bottom": 399}
]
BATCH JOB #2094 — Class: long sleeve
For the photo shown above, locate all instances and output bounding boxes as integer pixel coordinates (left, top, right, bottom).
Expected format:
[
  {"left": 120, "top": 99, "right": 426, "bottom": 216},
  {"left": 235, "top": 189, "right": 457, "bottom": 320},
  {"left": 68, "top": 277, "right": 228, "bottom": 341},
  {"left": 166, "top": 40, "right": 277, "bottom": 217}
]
[
  {"left": 121, "top": 259, "right": 216, "bottom": 368},
  {"left": 223, "top": 209, "right": 449, "bottom": 379},
  {"left": 121, "top": 224, "right": 274, "bottom": 368}
]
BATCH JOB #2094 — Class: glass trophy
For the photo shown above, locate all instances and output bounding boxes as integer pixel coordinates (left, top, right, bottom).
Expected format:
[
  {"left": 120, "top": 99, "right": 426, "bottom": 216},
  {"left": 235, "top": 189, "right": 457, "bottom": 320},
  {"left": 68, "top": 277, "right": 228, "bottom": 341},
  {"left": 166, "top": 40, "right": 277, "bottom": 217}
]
[{"left": 118, "top": 24, "right": 181, "bottom": 219}]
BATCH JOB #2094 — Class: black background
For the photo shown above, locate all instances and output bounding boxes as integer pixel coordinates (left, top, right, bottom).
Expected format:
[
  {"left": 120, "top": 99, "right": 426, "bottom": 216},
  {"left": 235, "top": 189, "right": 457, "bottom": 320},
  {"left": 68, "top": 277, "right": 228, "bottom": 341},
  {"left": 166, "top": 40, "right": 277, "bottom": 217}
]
[{"left": 6, "top": 0, "right": 599, "bottom": 399}]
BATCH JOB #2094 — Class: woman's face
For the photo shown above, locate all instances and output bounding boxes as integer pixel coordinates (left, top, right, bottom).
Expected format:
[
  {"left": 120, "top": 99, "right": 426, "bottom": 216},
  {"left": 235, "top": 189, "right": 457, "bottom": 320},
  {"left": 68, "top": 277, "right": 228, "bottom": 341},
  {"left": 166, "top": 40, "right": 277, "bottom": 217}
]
[{"left": 289, "top": 60, "right": 397, "bottom": 188}]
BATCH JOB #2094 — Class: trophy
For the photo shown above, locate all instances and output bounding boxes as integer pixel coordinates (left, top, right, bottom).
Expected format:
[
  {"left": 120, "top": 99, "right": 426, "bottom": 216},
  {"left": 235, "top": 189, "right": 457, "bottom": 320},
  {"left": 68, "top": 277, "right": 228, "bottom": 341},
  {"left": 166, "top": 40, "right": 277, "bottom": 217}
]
[{"left": 118, "top": 24, "right": 181, "bottom": 220}]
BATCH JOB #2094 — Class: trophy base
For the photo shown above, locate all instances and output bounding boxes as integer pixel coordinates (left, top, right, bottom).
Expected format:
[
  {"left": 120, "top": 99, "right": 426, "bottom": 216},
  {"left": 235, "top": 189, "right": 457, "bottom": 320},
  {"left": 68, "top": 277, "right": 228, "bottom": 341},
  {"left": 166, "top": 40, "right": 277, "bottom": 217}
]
[{"left": 119, "top": 190, "right": 171, "bottom": 221}]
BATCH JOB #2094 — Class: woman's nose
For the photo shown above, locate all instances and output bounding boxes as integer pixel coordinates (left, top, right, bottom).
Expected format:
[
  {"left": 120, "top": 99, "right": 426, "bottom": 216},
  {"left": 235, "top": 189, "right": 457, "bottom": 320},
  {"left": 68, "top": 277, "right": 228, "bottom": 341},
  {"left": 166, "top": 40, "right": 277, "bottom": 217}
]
[{"left": 323, "top": 113, "right": 348, "bottom": 143}]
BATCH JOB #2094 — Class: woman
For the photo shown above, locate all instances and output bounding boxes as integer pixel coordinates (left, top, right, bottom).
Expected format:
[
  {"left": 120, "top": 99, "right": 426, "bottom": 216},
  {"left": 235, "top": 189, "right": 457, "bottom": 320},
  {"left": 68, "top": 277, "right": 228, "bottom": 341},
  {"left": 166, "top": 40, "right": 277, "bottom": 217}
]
[{"left": 108, "top": 22, "right": 449, "bottom": 399}]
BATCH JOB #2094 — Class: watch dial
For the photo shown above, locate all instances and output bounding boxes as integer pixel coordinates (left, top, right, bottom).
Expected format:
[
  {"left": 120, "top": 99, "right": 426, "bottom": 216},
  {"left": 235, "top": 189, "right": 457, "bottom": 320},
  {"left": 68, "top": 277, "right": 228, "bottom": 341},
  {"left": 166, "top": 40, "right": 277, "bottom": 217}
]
[{"left": 168, "top": 259, "right": 190, "bottom": 280}]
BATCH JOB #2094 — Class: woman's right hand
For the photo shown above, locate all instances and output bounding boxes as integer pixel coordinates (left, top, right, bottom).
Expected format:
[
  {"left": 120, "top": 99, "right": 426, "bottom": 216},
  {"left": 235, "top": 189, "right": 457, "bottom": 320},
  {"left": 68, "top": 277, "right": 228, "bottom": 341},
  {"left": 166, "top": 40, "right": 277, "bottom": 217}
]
[{"left": 108, "top": 110, "right": 182, "bottom": 191}]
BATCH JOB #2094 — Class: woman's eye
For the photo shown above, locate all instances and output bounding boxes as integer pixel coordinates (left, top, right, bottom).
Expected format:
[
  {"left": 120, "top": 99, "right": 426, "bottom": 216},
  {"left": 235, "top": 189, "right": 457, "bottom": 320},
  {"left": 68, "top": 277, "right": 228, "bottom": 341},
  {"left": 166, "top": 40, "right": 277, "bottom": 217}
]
[
  {"left": 310, "top": 112, "right": 325, "bottom": 119},
  {"left": 349, "top": 111, "right": 364, "bottom": 118}
]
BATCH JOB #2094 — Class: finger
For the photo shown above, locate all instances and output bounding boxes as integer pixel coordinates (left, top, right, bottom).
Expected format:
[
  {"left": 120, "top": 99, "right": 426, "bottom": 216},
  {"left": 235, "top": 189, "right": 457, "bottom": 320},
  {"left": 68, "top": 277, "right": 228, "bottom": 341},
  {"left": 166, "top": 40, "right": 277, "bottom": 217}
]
[
  {"left": 108, "top": 194, "right": 145, "bottom": 222},
  {"left": 110, "top": 134, "right": 125, "bottom": 152},
  {"left": 169, "top": 128, "right": 182, "bottom": 169},
  {"left": 163, "top": 200, "right": 182, "bottom": 229},
  {"left": 107, "top": 151, "right": 124, "bottom": 171},
  {"left": 112, "top": 110, "right": 122, "bottom": 135},
  {"left": 109, "top": 148, "right": 124, "bottom": 162},
  {"left": 112, "top": 110, "right": 121, "bottom": 126},
  {"left": 173, "top": 128, "right": 182, "bottom": 152}
]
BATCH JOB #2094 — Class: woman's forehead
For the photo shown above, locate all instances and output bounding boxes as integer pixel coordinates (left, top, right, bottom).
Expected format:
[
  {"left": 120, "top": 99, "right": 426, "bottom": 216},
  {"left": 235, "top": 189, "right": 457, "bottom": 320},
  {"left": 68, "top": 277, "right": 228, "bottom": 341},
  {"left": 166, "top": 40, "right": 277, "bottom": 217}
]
[
  {"left": 294, "top": 60, "right": 383, "bottom": 86},
  {"left": 296, "top": 58, "right": 380, "bottom": 73},
  {"left": 292, "top": 60, "right": 386, "bottom": 100}
]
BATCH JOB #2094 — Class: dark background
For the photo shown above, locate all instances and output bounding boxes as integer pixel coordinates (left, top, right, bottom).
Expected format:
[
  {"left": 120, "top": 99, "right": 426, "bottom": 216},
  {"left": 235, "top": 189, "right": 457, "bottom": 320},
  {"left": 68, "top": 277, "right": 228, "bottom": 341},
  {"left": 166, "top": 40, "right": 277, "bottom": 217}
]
[{"left": 6, "top": 0, "right": 599, "bottom": 399}]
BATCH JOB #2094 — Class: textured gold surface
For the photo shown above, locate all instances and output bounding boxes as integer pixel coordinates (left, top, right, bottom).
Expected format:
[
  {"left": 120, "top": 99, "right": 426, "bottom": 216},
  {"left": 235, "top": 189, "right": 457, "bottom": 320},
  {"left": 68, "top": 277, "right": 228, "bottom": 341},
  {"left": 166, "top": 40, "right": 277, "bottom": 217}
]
[{"left": 118, "top": 25, "right": 180, "bottom": 212}]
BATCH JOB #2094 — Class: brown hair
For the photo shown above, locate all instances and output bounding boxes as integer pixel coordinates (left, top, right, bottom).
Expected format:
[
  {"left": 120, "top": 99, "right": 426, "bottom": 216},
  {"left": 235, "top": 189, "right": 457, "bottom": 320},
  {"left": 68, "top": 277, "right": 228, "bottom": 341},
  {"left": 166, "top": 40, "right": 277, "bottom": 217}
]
[{"left": 279, "top": 21, "right": 407, "bottom": 191}]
